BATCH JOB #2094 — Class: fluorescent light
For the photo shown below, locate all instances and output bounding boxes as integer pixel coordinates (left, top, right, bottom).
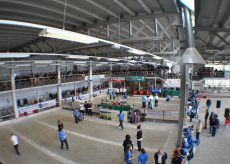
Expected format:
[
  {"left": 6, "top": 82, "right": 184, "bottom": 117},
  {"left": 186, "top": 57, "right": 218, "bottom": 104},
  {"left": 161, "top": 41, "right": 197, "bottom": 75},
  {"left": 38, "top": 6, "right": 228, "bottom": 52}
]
[
  {"left": 128, "top": 49, "right": 146, "bottom": 55},
  {"left": 0, "top": 53, "right": 30, "bottom": 58},
  {"left": 39, "top": 28, "right": 99, "bottom": 44},
  {"left": 34, "top": 60, "right": 53, "bottom": 64},
  {"left": 74, "top": 61, "right": 87, "bottom": 64},
  {"left": 0, "top": 20, "right": 47, "bottom": 29},
  {"left": 154, "top": 56, "right": 162, "bottom": 60},
  {"left": 112, "top": 43, "right": 121, "bottom": 49},
  {"left": 15, "top": 64, "right": 31, "bottom": 67},
  {"left": 67, "top": 55, "right": 89, "bottom": 59},
  {"left": 107, "top": 58, "right": 121, "bottom": 62}
]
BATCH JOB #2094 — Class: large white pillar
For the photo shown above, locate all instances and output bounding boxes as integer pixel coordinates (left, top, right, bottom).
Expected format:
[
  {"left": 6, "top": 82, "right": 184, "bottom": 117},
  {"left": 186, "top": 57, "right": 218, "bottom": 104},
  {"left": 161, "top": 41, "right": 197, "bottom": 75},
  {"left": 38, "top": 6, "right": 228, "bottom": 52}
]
[
  {"left": 89, "top": 62, "right": 93, "bottom": 99},
  {"left": 57, "top": 63, "right": 62, "bottom": 108},
  {"left": 11, "top": 68, "right": 18, "bottom": 118}
]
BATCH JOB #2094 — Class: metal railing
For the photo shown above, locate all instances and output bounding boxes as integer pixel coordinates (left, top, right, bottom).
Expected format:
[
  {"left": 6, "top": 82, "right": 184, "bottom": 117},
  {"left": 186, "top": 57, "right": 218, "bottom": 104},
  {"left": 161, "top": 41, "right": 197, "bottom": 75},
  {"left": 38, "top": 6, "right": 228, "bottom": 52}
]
[
  {"left": 0, "top": 107, "right": 15, "bottom": 122},
  {"left": 0, "top": 80, "right": 11, "bottom": 92},
  {"left": 61, "top": 74, "right": 85, "bottom": 83},
  {"left": 16, "top": 77, "right": 58, "bottom": 89}
]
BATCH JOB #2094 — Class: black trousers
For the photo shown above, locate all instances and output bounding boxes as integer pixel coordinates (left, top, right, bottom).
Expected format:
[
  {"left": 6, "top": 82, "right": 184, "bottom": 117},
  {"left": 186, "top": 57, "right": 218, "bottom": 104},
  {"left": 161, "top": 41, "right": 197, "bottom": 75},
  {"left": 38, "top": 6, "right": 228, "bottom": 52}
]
[
  {"left": 14, "top": 144, "right": 20, "bottom": 155},
  {"left": 88, "top": 109, "right": 93, "bottom": 116},
  {"left": 80, "top": 110, "right": 84, "bottom": 116},
  {"left": 142, "top": 102, "right": 146, "bottom": 108},
  {"left": 204, "top": 119, "right": 208, "bottom": 129},
  {"left": 155, "top": 100, "right": 158, "bottom": 107},
  {"left": 119, "top": 120, "right": 124, "bottom": 129},
  {"left": 85, "top": 108, "right": 89, "bottom": 115},
  {"left": 74, "top": 116, "right": 78, "bottom": 123},
  {"left": 60, "top": 139, "right": 69, "bottom": 149},
  {"left": 137, "top": 141, "right": 141, "bottom": 151},
  {"left": 210, "top": 125, "right": 213, "bottom": 133}
]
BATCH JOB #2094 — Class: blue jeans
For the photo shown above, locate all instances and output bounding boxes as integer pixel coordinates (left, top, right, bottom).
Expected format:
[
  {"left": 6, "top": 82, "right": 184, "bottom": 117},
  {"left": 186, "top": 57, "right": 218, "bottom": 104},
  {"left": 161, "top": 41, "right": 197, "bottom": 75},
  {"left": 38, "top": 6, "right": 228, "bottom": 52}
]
[{"left": 119, "top": 120, "right": 124, "bottom": 129}]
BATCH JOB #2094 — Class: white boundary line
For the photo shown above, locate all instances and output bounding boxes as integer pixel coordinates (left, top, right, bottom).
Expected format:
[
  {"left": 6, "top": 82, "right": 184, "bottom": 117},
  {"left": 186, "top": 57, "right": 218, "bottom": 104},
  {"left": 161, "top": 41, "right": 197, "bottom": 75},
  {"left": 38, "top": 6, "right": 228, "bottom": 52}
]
[
  {"left": 35, "top": 120, "right": 156, "bottom": 152},
  {"left": 8, "top": 127, "right": 78, "bottom": 164}
]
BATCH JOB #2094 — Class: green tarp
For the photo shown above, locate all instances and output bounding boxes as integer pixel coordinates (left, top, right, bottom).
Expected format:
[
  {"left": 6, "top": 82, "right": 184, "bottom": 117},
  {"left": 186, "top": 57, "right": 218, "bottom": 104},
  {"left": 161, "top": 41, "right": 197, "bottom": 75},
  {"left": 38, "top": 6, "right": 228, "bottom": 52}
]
[{"left": 125, "top": 76, "right": 145, "bottom": 82}]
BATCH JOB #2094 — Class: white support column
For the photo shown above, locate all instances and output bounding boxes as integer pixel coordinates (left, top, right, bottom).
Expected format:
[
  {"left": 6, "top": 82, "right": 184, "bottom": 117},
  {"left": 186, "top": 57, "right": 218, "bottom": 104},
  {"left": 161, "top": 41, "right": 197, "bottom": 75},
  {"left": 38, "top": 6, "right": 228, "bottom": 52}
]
[
  {"left": 11, "top": 68, "right": 18, "bottom": 118},
  {"left": 89, "top": 62, "right": 93, "bottom": 99},
  {"left": 57, "top": 63, "right": 62, "bottom": 108},
  {"left": 109, "top": 64, "right": 113, "bottom": 89}
]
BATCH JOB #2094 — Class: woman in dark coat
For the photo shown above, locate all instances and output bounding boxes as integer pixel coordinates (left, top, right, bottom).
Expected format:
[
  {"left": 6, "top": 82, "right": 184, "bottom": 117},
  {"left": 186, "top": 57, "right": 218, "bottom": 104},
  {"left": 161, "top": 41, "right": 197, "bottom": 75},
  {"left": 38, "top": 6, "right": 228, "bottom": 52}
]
[
  {"left": 154, "top": 148, "right": 167, "bottom": 164},
  {"left": 209, "top": 112, "right": 214, "bottom": 134}
]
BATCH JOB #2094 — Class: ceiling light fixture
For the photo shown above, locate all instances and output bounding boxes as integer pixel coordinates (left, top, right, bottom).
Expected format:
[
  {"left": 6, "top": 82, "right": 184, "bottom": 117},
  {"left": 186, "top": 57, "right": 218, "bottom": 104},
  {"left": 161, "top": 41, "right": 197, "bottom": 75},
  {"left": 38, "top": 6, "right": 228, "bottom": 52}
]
[
  {"left": 128, "top": 49, "right": 146, "bottom": 55},
  {"left": 66, "top": 55, "right": 89, "bottom": 59},
  {"left": 39, "top": 28, "right": 99, "bottom": 44},
  {"left": 0, "top": 53, "right": 30, "bottom": 58}
]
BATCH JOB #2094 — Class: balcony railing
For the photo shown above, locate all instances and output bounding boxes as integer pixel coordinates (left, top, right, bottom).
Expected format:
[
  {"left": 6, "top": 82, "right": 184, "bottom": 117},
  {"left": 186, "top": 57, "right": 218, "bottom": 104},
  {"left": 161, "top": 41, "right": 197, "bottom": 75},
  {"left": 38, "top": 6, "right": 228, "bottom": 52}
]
[
  {"left": 15, "top": 77, "right": 58, "bottom": 89},
  {"left": 0, "top": 80, "right": 11, "bottom": 92},
  {"left": 61, "top": 74, "right": 85, "bottom": 83}
]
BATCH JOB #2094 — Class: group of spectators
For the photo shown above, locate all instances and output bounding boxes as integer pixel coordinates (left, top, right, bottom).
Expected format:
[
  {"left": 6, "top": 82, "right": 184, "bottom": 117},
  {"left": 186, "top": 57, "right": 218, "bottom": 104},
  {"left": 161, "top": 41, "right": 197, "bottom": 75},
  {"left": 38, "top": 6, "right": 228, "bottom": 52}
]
[
  {"left": 171, "top": 90, "right": 201, "bottom": 164},
  {"left": 122, "top": 125, "right": 168, "bottom": 164},
  {"left": 17, "top": 93, "right": 57, "bottom": 107}
]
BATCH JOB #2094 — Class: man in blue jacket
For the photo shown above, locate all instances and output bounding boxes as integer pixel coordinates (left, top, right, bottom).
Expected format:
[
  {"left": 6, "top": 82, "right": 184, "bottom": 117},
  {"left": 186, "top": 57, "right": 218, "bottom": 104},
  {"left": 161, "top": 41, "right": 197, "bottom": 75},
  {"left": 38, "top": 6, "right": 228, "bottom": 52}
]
[
  {"left": 73, "top": 108, "right": 79, "bottom": 123},
  {"left": 117, "top": 110, "right": 125, "bottom": 130},
  {"left": 142, "top": 95, "right": 147, "bottom": 108},
  {"left": 59, "top": 127, "right": 69, "bottom": 150}
]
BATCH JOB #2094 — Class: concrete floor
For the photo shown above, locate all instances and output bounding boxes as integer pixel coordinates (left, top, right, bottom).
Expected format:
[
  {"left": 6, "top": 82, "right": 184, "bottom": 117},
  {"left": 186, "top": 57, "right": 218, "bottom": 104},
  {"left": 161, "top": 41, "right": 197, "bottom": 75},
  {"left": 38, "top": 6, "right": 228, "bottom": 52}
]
[
  {"left": 1, "top": 94, "right": 229, "bottom": 164},
  {"left": 0, "top": 107, "right": 178, "bottom": 164},
  {"left": 190, "top": 97, "right": 230, "bottom": 164}
]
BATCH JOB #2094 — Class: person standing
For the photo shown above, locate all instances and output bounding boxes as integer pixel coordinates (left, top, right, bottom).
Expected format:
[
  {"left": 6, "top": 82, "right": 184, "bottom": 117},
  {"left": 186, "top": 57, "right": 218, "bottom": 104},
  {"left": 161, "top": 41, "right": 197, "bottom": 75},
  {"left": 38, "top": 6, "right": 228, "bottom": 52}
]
[
  {"left": 171, "top": 148, "right": 183, "bottom": 164},
  {"left": 142, "top": 95, "right": 147, "bottom": 108},
  {"left": 59, "top": 127, "right": 69, "bottom": 150},
  {"left": 204, "top": 109, "right": 209, "bottom": 129},
  {"left": 11, "top": 134, "right": 20, "bottom": 155},
  {"left": 137, "top": 124, "right": 142, "bottom": 151},
  {"left": 73, "top": 108, "right": 79, "bottom": 123},
  {"left": 88, "top": 100, "right": 93, "bottom": 116},
  {"left": 138, "top": 148, "right": 148, "bottom": 164},
  {"left": 79, "top": 102, "right": 85, "bottom": 116},
  {"left": 155, "top": 94, "right": 159, "bottom": 107},
  {"left": 126, "top": 145, "right": 135, "bottom": 164},
  {"left": 206, "top": 99, "right": 211, "bottom": 110},
  {"left": 149, "top": 99, "right": 154, "bottom": 110},
  {"left": 154, "top": 148, "right": 167, "bottom": 164},
  {"left": 84, "top": 101, "right": 89, "bottom": 115},
  {"left": 209, "top": 112, "right": 214, "bottom": 134},
  {"left": 57, "top": 120, "right": 64, "bottom": 132},
  {"left": 196, "top": 119, "right": 202, "bottom": 145},
  {"left": 123, "top": 135, "right": 133, "bottom": 159},
  {"left": 117, "top": 110, "right": 125, "bottom": 130},
  {"left": 212, "top": 114, "right": 220, "bottom": 137}
]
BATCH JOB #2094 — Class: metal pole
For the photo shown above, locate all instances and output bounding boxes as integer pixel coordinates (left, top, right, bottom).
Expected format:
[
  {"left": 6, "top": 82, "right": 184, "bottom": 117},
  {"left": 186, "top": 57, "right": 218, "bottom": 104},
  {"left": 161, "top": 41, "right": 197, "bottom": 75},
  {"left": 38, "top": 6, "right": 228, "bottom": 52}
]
[
  {"left": 57, "top": 62, "right": 62, "bottom": 109},
  {"left": 129, "top": 21, "right": 132, "bottom": 38},
  {"left": 177, "top": 64, "right": 186, "bottom": 146},
  {"left": 155, "top": 77, "right": 157, "bottom": 88},
  {"left": 89, "top": 62, "right": 93, "bottom": 99},
  {"left": 109, "top": 64, "right": 113, "bottom": 89},
  {"left": 11, "top": 68, "right": 18, "bottom": 118},
  {"left": 177, "top": 7, "right": 193, "bottom": 146}
]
